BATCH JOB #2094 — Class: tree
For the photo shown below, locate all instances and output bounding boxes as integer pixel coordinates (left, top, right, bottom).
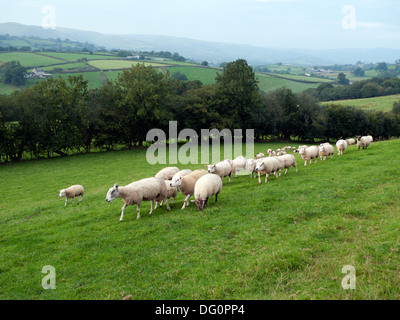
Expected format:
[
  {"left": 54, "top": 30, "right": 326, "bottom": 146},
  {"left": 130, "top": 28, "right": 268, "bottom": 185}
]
[
  {"left": 352, "top": 67, "right": 365, "bottom": 77},
  {"left": 171, "top": 72, "right": 188, "bottom": 81},
  {"left": 0, "top": 61, "right": 26, "bottom": 86},
  {"left": 337, "top": 72, "right": 350, "bottom": 85},
  {"left": 375, "top": 62, "right": 388, "bottom": 72},
  {"left": 201, "top": 61, "right": 208, "bottom": 66},
  {"left": 215, "top": 59, "right": 261, "bottom": 130},
  {"left": 112, "top": 64, "right": 176, "bottom": 147}
]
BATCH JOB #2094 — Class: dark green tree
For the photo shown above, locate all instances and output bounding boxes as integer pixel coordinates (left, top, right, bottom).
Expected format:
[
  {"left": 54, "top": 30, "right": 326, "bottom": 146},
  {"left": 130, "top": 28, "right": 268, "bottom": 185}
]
[{"left": 215, "top": 59, "right": 261, "bottom": 130}]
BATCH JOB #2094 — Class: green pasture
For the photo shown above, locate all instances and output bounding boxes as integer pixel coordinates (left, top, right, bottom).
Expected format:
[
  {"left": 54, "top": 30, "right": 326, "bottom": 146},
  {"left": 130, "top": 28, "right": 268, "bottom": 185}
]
[
  {"left": 0, "top": 52, "right": 61, "bottom": 67},
  {"left": 321, "top": 94, "right": 400, "bottom": 112},
  {"left": 0, "top": 139, "right": 399, "bottom": 299},
  {"left": 88, "top": 60, "right": 169, "bottom": 70},
  {"left": 256, "top": 73, "right": 321, "bottom": 93},
  {"left": 165, "top": 66, "right": 221, "bottom": 85}
]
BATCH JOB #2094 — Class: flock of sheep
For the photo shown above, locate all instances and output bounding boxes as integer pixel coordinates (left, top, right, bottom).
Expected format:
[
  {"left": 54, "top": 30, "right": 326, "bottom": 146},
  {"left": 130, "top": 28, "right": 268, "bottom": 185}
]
[{"left": 58, "top": 135, "right": 373, "bottom": 222}]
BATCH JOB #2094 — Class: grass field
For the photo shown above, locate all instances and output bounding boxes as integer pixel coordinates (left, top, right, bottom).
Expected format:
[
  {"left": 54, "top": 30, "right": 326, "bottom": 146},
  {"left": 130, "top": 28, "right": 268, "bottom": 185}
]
[
  {"left": 40, "top": 52, "right": 122, "bottom": 62},
  {"left": 321, "top": 94, "right": 400, "bottom": 112},
  {"left": 256, "top": 73, "right": 321, "bottom": 93},
  {"left": 0, "top": 139, "right": 399, "bottom": 300},
  {"left": 0, "top": 52, "right": 61, "bottom": 67},
  {"left": 165, "top": 66, "right": 221, "bottom": 85},
  {"left": 88, "top": 60, "right": 169, "bottom": 70}
]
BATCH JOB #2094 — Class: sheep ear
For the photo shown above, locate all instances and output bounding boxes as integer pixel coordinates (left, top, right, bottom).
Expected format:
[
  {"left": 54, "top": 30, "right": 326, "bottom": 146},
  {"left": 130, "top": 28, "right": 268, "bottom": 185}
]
[{"left": 114, "top": 183, "right": 118, "bottom": 189}]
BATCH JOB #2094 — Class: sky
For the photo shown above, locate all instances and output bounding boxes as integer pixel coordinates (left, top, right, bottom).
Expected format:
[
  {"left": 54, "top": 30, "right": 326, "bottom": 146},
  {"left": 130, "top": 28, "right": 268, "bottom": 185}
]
[{"left": 1, "top": 0, "right": 400, "bottom": 49}]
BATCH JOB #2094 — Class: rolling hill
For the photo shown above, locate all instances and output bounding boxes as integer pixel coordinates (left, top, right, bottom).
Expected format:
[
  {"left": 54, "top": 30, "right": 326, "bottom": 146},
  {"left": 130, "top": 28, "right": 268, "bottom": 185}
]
[{"left": 2, "top": 22, "right": 400, "bottom": 66}]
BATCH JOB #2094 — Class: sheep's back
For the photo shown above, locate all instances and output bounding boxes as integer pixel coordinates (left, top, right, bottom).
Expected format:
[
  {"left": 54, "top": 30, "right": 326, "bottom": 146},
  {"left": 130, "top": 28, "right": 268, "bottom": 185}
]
[{"left": 194, "top": 174, "right": 222, "bottom": 200}]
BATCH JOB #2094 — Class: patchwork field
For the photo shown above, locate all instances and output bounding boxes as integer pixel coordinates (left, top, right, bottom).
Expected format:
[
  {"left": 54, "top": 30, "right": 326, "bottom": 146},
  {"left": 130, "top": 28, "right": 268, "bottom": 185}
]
[{"left": 0, "top": 139, "right": 399, "bottom": 299}]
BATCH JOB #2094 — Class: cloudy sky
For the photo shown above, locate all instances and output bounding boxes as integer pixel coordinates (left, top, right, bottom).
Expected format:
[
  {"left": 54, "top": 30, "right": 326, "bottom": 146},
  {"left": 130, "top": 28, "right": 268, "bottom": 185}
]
[{"left": 2, "top": 0, "right": 400, "bottom": 49}]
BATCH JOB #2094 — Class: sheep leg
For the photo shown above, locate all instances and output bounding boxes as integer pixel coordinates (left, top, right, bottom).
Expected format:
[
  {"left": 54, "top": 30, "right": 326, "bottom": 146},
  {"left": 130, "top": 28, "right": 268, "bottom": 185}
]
[
  {"left": 258, "top": 171, "right": 262, "bottom": 185},
  {"left": 136, "top": 204, "right": 141, "bottom": 220},
  {"left": 165, "top": 198, "right": 171, "bottom": 211},
  {"left": 64, "top": 197, "right": 68, "bottom": 206},
  {"left": 265, "top": 173, "right": 269, "bottom": 183},
  {"left": 215, "top": 193, "right": 218, "bottom": 202},
  {"left": 285, "top": 168, "right": 288, "bottom": 175},
  {"left": 172, "top": 197, "right": 175, "bottom": 204},
  {"left": 149, "top": 200, "right": 154, "bottom": 215},
  {"left": 154, "top": 201, "right": 159, "bottom": 209},
  {"left": 304, "top": 160, "right": 307, "bottom": 166},
  {"left": 120, "top": 204, "right": 128, "bottom": 222},
  {"left": 182, "top": 194, "right": 190, "bottom": 209}
]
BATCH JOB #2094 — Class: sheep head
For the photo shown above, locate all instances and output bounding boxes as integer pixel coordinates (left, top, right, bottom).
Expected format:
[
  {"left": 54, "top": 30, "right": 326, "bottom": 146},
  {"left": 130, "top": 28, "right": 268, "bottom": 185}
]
[{"left": 106, "top": 183, "right": 119, "bottom": 202}]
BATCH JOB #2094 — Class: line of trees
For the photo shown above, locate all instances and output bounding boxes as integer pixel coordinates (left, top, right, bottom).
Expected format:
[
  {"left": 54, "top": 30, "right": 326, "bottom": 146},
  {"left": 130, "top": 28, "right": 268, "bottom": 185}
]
[
  {"left": 305, "top": 76, "right": 400, "bottom": 101},
  {"left": 1, "top": 60, "right": 399, "bottom": 162}
]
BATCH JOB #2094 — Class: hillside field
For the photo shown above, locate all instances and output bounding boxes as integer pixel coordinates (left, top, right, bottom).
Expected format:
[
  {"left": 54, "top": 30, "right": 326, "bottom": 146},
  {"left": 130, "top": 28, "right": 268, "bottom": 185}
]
[
  {"left": 321, "top": 94, "right": 400, "bottom": 113},
  {"left": 0, "top": 139, "right": 399, "bottom": 300}
]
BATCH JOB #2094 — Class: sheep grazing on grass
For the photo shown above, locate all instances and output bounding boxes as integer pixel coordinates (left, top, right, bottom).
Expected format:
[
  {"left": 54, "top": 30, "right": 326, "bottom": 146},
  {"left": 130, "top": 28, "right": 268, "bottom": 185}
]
[
  {"left": 106, "top": 177, "right": 170, "bottom": 222},
  {"left": 367, "top": 135, "right": 373, "bottom": 143},
  {"left": 346, "top": 138, "right": 356, "bottom": 146},
  {"left": 155, "top": 167, "right": 180, "bottom": 180},
  {"left": 357, "top": 136, "right": 371, "bottom": 150},
  {"left": 318, "top": 143, "right": 334, "bottom": 161},
  {"left": 231, "top": 155, "right": 247, "bottom": 177},
  {"left": 298, "top": 146, "right": 319, "bottom": 166},
  {"left": 155, "top": 180, "right": 177, "bottom": 209},
  {"left": 206, "top": 160, "right": 233, "bottom": 182},
  {"left": 59, "top": 185, "right": 84, "bottom": 206},
  {"left": 336, "top": 140, "right": 348, "bottom": 156},
  {"left": 267, "top": 149, "right": 276, "bottom": 157},
  {"left": 255, "top": 157, "right": 280, "bottom": 184},
  {"left": 255, "top": 153, "right": 265, "bottom": 159},
  {"left": 170, "top": 169, "right": 208, "bottom": 209},
  {"left": 275, "top": 154, "right": 297, "bottom": 176},
  {"left": 192, "top": 174, "right": 223, "bottom": 211}
]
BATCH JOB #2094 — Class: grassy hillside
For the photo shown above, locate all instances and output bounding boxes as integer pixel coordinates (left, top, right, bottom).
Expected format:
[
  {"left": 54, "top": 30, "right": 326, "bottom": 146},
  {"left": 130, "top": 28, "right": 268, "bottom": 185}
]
[
  {"left": 321, "top": 94, "right": 400, "bottom": 112},
  {"left": 0, "top": 140, "right": 399, "bottom": 299}
]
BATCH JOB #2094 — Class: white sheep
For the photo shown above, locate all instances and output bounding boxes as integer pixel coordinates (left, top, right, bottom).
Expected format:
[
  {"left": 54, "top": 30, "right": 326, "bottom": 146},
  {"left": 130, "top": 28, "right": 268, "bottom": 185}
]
[
  {"left": 298, "top": 146, "right": 319, "bottom": 166},
  {"left": 155, "top": 180, "right": 177, "bottom": 209},
  {"left": 366, "top": 135, "right": 373, "bottom": 143},
  {"left": 247, "top": 158, "right": 264, "bottom": 178},
  {"left": 357, "top": 136, "right": 371, "bottom": 150},
  {"left": 294, "top": 145, "right": 308, "bottom": 154},
  {"left": 171, "top": 169, "right": 192, "bottom": 182},
  {"left": 191, "top": 174, "right": 223, "bottom": 211},
  {"left": 336, "top": 140, "right": 348, "bottom": 156},
  {"left": 255, "top": 157, "right": 280, "bottom": 184},
  {"left": 231, "top": 155, "right": 247, "bottom": 177},
  {"left": 206, "top": 160, "right": 233, "bottom": 182},
  {"left": 346, "top": 138, "right": 356, "bottom": 146},
  {"left": 255, "top": 153, "right": 265, "bottom": 159},
  {"left": 106, "top": 177, "right": 170, "bottom": 222},
  {"left": 155, "top": 166, "right": 180, "bottom": 180},
  {"left": 267, "top": 149, "right": 276, "bottom": 157},
  {"left": 170, "top": 169, "right": 208, "bottom": 209},
  {"left": 59, "top": 185, "right": 84, "bottom": 206},
  {"left": 275, "top": 154, "right": 297, "bottom": 175},
  {"left": 318, "top": 143, "right": 334, "bottom": 161}
]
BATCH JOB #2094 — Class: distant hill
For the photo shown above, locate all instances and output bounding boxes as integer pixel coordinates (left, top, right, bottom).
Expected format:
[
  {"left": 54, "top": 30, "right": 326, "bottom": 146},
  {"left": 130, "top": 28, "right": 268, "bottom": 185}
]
[{"left": 1, "top": 22, "right": 400, "bottom": 66}]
